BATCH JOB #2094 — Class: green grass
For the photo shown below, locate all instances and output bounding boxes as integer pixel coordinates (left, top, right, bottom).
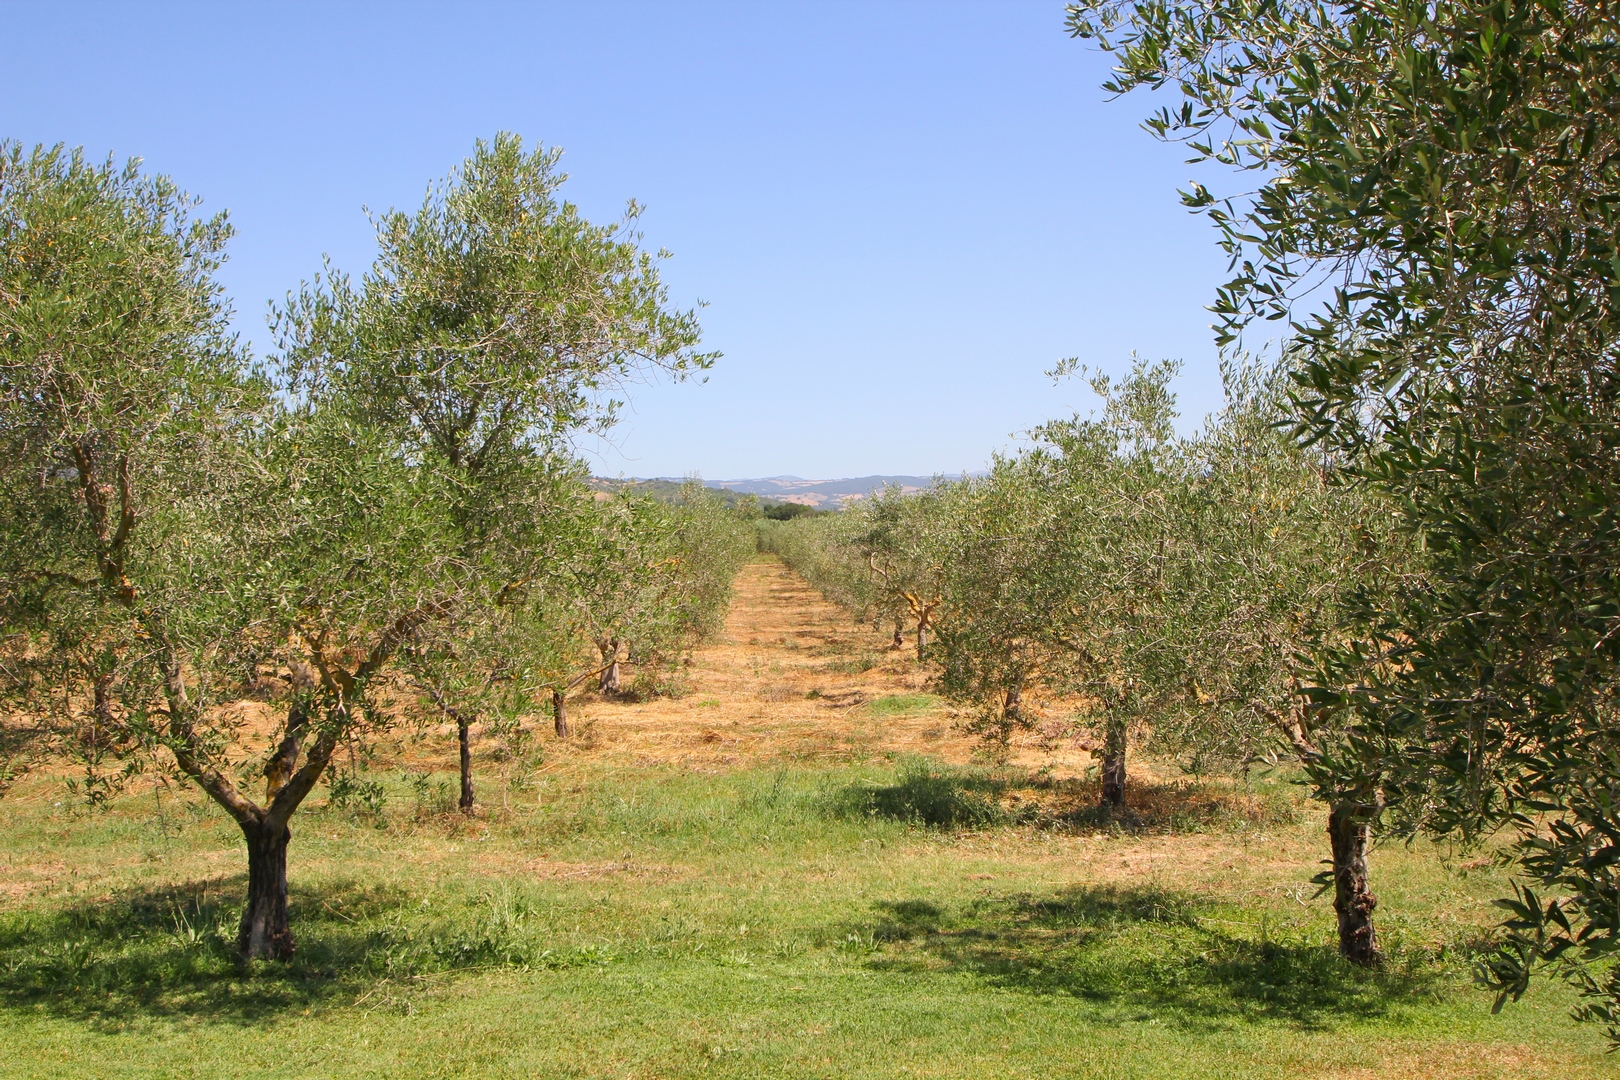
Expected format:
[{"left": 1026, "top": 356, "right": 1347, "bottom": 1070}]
[
  {"left": 0, "top": 759, "right": 1606, "bottom": 1078},
  {"left": 862, "top": 693, "right": 943, "bottom": 717}
]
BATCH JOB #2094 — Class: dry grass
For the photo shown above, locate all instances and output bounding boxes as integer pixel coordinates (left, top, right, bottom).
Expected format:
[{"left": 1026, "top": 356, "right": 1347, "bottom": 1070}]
[{"left": 552, "top": 557, "right": 965, "bottom": 768}]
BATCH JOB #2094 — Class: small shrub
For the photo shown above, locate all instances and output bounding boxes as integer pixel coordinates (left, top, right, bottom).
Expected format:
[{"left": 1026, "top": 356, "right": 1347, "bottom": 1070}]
[
  {"left": 621, "top": 670, "right": 694, "bottom": 702},
  {"left": 408, "top": 771, "right": 456, "bottom": 818},
  {"left": 326, "top": 767, "right": 388, "bottom": 817},
  {"left": 823, "top": 654, "right": 879, "bottom": 676}
]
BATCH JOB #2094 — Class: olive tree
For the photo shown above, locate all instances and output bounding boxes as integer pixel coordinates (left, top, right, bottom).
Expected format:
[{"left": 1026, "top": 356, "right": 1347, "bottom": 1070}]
[
  {"left": 1165, "top": 359, "right": 1409, "bottom": 964},
  {"left": 932, "top": 457, "right": 1056, "bottom": 747},
  {"left": 243, "top": 132, "right": 714, "bottom": 955},
  {"left": 930, "top": 358, "right": 1186, "bottom": 810},
  {"left": 849, "top": 485, "right": 954, "bottom": 658},
  {"left": 0, "top": 143, "right": 284, "bottom": 948}
]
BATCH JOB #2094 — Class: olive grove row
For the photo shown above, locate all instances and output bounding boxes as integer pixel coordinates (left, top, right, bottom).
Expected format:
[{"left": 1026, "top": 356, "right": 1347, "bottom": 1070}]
[
  {"left": 770, "top": 0, "right": 1620, "bottom": 1042},
  {"left": 765, "top": 356, "right": 1405, "bottom": 968}
]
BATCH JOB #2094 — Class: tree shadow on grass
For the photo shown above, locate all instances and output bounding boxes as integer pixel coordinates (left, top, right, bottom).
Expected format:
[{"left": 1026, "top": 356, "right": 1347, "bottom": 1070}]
[
  {"left": 844, "top": 884, "right": 1447, "bottom": 1032},
  {"left": 827, "top": 756, "right": 1301, "bottom": 834},
  {"left": 0, "top": 874, "right": 569, "bottom": 1028}
]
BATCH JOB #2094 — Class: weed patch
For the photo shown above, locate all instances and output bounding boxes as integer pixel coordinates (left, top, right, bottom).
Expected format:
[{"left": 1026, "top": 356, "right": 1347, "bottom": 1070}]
[
  {"left": 863, "top": 694, "right": 942, "bottom": 717},
  {"left": 829, "top": 757, "right": 1017, "bottom": 828}
]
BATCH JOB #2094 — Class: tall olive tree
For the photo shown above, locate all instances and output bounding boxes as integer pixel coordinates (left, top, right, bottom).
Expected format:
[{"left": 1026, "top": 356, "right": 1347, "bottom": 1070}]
[
  {"left": 1028, "top": 358, "right": 1187, "bottom": 809},
  {"left": 2, "top": 134, "right": 716, "bottom": 961},
  {"left": 241, "top": 132, "right": 715, "bottom": 955},
  {"left": 1166, "top": 360, "right": 1409, "bottom": 964}
]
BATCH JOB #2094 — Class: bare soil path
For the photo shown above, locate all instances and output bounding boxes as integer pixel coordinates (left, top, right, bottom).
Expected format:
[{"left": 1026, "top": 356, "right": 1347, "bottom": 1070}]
[{"left": 560, "top": 556, "right": 975, "bottom": 769}]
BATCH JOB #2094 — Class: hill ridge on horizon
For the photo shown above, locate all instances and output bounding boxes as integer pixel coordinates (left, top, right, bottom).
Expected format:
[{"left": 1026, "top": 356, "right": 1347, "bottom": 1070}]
[{"left": 592, "top": 473, "right": 969, "bottom": 509}]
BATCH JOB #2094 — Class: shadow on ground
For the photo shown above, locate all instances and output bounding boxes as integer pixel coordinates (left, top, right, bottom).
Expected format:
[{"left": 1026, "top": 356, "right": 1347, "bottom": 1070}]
[
  {"left": 843, "top": 883, "right": 1447, "bottom": 1032},
  {"left": 829, "top": 756, "right": 1301, "bottom": 833},
  {"left": 0, "top": 873, "right": 587, "bottom": 1028}
]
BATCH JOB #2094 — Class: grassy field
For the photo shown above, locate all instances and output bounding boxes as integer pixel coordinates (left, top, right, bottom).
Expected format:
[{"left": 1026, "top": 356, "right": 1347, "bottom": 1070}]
[{"left": 0, "top": 560, "right": 1606, "bottom": 1078}]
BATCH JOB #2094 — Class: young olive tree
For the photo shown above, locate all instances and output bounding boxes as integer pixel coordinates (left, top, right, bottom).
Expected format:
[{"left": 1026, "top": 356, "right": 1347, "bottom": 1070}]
[
  {"left": 850, "top": 485, "right": 953, "bottom": 658},
  {"left": 565, "top": 483, "right": 750, "bottom": 701},
  {"left": 932, "top": 457, "right": 1059, "bottom": 748},
  {"left": 399, "top": 458, "right": 589, "bottom": 812},
  {"left": 929, "top": 358, "right": 1185, "bottom": 809},
  {"left": 1163, "top": 360, "right": 1409, "bottom": 964},
  {"left": 1027, "top": 358, "right": 1188, "bottom": 809}
]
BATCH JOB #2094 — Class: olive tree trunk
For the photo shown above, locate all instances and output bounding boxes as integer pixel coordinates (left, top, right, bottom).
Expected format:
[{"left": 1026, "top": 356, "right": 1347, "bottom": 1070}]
[
  {"left": 1100, "top": 714, "right": 1127, "bottom": 809},
  {"left": 1003, "top": 683, "right": 1022, "bottom": 727},
  {"left": 1328, "top": 800, "right": 1380, "bottom": 966},
  {"left": 237, "top": 818, "right": 294, "bottom": 960},
  {"left": 457, "top": 715, "right": 475, "bottom": 813},
  {"left": 552, "top": 687, "right": 570, "bottom": 738}
]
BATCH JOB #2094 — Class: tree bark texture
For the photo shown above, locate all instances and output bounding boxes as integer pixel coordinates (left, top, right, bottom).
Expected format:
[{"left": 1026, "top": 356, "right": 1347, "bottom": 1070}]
[
  {"left": 599, "top": 658, "right": 621, "bottom": 695},
  {"left": 82, "top": 672, "right": 116, "bottom": 750},
  {"left": 916, "top": 622, "right": 929, "bottom": 659},
  {"left": 552, "top": 688, "right": 570, "bottom": 738},
  {"left": 1003, "top": 683, "right": 1022, "bottom": 725},
  {"left": 457, "top": 716, "right": 475, "bottom": 813},
  {"left": 1100, "top": 715, "right": 1127, "bottom": 809},
  {"left": 890, "top": 622, "right": 905, "bottom": 650},
  {"left": 237, "top": 818, "right": 294, "bottom": 960},
  {"left": 1328, "top": 801, "right": 1380, "bottom": 966}
]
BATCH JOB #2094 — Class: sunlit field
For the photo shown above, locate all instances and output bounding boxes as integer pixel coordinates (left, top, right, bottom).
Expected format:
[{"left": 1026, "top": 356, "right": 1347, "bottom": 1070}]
[{"left": 0, "top": 561, "right": 1602, "bottom": 1079}]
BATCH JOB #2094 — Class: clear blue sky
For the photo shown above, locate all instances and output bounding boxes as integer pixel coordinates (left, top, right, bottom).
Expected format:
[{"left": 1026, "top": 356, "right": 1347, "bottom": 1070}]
[{"left": 3, "top": 1, "right": 1235, "bottom": 479}]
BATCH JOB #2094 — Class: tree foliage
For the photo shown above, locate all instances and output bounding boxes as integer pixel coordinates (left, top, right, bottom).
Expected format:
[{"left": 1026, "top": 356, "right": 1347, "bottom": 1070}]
[{"left": 1067, "top": 0, "right": 1620, "bottom": 1033}]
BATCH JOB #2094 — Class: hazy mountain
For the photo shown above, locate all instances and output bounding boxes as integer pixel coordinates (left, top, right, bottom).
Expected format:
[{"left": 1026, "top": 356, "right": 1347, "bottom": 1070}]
[
  {"left": 706, "top": 475, "right": 943, "bottom": 508},
  {"left": 588, "top": 474, "right": 957, "bottom": 510}
]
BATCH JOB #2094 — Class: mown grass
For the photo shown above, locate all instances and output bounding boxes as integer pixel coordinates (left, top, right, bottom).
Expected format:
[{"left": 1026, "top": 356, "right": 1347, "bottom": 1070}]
[{"left": 0, "top": 758, "right": 1606, "bottom": 1078}]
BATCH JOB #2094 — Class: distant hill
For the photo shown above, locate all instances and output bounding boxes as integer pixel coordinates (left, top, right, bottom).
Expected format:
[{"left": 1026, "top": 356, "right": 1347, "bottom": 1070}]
[
  {"left": 707, "top": 475, "right": 945, "bottom": 509},
  {"left": 589, "top": 474, "right": 954, "bottom": 510}
]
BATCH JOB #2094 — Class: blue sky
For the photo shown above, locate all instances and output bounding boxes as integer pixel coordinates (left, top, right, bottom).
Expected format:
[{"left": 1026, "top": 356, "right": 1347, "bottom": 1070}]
[{"left": 3, "top": 1, "right": 1236, "bottom": 479}]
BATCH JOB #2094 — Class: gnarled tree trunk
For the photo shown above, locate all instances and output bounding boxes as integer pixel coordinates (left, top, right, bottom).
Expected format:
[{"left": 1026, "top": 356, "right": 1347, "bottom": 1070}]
[
  {"left": 1100, "top": 714, "right": 1127, "bottom": 809},
  {"left": 457, "top": 714, "right": 475, "bottom": 813},
  {"left": 552, "top": 687, "right": 570, "bottom": 738},
  {"left": 916, "top": 621, "right": 929, "bottom": 659},
  {"left": 82, "top": 672, "right": 116, "bottom": 750},
  {"left": 1003, "top": 683, "right": 1022, "bottom": 727},
  {"left": 890, "top": 621, "right": 905, "bottom": 650},
  {"left": 238, "top": 817, "right": 293, "bottom": 960},
  {"left": 598, "top": 640, "right": 622, "bottom": 695},
  {"left": 1328, "top": 800, "right": 1380, "bottom": 966}
]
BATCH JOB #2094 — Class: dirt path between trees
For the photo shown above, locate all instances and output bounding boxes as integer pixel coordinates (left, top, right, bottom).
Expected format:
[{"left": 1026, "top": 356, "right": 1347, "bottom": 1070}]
[{"left": 554, "top": 556, "right": 982, "bottom": 769}]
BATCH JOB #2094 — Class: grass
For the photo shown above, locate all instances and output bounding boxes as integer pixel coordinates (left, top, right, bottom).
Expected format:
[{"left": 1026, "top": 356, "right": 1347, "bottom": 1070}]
[
  {"left": 0, "top": 760, "right": 1606, "bottom": 1079},
  {"left": 0, "top": 561, "right": 1606, "bottom": 1077},
  {"left": 862, "top": 693, "right": 943, "bottom": 717}
]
